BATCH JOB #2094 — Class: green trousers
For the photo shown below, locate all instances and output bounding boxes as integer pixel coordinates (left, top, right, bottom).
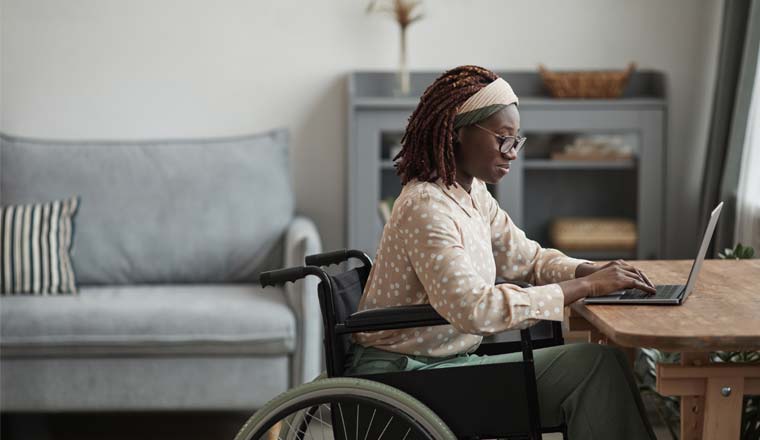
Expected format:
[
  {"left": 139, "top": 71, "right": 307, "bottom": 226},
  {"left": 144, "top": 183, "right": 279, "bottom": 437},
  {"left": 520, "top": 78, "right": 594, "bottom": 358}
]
[{"left": 344, "top": 342, "right": 656, "bottom": 440}]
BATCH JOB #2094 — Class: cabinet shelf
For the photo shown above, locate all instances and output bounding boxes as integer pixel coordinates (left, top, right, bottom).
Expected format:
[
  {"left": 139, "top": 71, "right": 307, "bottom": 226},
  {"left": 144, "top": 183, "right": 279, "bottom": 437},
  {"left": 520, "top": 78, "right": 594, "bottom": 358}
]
[{"left": 348, "top": 71, "right": 667, "bottom": 261}]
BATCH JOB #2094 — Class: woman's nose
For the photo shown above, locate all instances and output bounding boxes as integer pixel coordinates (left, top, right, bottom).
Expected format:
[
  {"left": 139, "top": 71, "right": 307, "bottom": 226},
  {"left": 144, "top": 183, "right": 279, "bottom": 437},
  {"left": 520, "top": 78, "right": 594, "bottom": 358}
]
[{"left": 505, "top": 148, "right": 518, "bottom": 161}]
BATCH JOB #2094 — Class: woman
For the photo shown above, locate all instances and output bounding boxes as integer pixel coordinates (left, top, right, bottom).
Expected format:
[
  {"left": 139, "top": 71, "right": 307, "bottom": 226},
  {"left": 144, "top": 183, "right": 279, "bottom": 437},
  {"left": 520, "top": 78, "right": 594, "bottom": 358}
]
[{"left": 346, "top": 65, "right": 658, "bottom": 439}]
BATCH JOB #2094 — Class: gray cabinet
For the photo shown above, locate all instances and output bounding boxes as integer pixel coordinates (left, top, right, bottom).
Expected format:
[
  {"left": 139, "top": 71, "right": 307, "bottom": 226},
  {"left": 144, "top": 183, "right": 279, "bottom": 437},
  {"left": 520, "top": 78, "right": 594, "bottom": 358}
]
[{"left": 348, "top": 71, "right": 667, "bottom": 260}]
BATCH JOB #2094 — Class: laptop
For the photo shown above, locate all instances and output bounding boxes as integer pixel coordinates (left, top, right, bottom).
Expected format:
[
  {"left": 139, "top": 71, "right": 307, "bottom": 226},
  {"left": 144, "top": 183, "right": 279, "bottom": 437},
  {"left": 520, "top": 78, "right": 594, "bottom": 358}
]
[{"left": 584, "top": 201, "right": 723, "bottom": 305}]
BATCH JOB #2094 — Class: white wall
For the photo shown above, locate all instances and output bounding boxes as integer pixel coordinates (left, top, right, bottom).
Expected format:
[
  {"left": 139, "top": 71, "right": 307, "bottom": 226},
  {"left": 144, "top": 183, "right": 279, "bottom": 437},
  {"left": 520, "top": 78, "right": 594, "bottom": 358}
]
[{"left": 1, "top": 0, "right": 723, "bottom": 258}]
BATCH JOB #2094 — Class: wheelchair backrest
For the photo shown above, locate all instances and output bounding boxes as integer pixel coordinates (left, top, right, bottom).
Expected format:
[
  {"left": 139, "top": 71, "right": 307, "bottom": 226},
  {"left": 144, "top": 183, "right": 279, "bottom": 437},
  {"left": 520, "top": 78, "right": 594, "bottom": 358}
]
[{"left": 317, "top": 264, "right": 370, "bottom": 377}]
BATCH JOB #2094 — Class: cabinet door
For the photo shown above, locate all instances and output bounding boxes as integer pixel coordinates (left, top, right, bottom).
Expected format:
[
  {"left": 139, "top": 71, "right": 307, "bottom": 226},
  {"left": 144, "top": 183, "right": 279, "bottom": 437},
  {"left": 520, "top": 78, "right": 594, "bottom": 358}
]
[
  {"left": 349, "top": 110, "right": 410, "bottom": 256},
  {"left": 502, "top": 107, "right": 665, "bottom": 260}
]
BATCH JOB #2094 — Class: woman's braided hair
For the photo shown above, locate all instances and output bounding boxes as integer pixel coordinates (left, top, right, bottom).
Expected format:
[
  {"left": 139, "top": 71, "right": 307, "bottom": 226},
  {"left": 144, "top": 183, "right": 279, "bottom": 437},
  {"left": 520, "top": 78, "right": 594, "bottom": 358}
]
[{"left": 394, "top": 65, "right": 499, "bottom": 186}]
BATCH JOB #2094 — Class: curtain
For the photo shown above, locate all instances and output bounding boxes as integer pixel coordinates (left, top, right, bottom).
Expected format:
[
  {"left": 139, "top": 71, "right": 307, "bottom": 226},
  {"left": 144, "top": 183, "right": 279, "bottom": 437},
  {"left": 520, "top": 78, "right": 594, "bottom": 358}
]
[
  {"left": 699, "top": 0, "right": 760, "bottom": 257},
  {"left": 734, "top": 44, "right": 760, "bottom": 253}
]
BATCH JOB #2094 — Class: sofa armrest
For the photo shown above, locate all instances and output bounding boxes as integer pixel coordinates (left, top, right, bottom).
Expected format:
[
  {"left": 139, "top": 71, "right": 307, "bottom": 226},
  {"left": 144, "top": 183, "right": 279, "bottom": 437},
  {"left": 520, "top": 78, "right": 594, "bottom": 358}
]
[{"left": 283, "top": 216, "right": 323, "bottom": 386}]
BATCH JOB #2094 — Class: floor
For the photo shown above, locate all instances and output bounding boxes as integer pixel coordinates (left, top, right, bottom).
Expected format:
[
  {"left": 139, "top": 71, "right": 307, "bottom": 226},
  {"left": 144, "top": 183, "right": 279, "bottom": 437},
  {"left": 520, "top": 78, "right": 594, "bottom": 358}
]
[
  {"left": 1, "top": 411, "right": 674, "bottom": 440},
  {"left": 1, "top": 411, "right": 253, "bottom": 440}
]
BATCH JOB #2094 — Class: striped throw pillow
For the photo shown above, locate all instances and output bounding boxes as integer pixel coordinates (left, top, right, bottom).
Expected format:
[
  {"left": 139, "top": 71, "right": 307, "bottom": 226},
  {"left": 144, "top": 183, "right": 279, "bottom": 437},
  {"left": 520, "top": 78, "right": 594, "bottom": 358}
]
[{"left": 0, "top": 197, "right": 80, "bottom": 295}]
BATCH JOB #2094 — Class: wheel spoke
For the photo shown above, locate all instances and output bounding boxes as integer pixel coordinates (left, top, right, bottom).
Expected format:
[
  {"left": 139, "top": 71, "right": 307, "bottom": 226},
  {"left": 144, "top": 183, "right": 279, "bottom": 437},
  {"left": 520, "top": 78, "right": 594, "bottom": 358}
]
[
  {"left": 307, "top": 408, "right": 315, "bottom": 440},
  {"left": 318, "top": 404, "right": 326, "bottom": 440},
  {"left": 338, "top": 403, "right": 349, "bottom": 440},
  {"left": 355, "top": 404, "right": 359, "bottom": 440},
  {"left": 401, "top": 427, "right": 411, "bottom": 440},
  {"left": 362, "top": 409, "right": 376, "bottom": 440},
  {"left": 308, "top": 406, "right": 333, "bottom": 430},
  {"left": 283, "top": 415, "right": 308, "bottom": 440},
  {"left": 377, "top": 416, "right": 393, "bottom": 440}
]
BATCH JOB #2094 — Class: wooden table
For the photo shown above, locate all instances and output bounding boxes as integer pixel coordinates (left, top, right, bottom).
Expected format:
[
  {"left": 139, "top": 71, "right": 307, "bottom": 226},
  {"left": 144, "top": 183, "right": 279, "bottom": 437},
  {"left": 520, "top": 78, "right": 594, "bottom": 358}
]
[{"left": 568, "top": 259, "right": 760, "bottom": 440}]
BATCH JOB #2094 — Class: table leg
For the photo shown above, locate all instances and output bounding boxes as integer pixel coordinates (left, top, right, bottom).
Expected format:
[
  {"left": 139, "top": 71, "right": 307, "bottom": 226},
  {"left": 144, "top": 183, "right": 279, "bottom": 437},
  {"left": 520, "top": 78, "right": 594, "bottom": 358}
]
[
  {"left": 567, "top": 311, "right": 605, "bottom": 344},
  {"left": 658, "top": 358, "right": 760, "bottom": 440},
  {"left": 266, "top": 421, "right": 282, "bottom": 440},
  {"left": 702, "top": 376, "right": 745, "bottom": 439},
  {"left": 616, "top": 345, "right": 637, "bottom": 368},
  {"left": 679, "top": 353, "right": 709, "bottom": 440}
]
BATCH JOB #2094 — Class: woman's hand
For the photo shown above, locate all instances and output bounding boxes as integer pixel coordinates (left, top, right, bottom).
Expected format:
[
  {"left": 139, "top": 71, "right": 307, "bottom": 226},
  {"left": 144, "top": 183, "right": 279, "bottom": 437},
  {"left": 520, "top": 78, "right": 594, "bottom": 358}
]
[
  {"left": 559, "top": 260, "right": 656, "bottom": 305},
  {"left": 578, "top": 260, "right": 654, "bottom": 290},
  {"left": 581, "top": 262, "right": 656, "bottom": 297}
]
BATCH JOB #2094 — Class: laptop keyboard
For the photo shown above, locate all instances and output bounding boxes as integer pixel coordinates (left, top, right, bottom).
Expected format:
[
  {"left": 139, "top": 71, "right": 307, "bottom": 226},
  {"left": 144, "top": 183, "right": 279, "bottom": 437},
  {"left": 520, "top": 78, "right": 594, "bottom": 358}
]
[{"left": 620, "top": 285, "right": 683, "bottom": 300}]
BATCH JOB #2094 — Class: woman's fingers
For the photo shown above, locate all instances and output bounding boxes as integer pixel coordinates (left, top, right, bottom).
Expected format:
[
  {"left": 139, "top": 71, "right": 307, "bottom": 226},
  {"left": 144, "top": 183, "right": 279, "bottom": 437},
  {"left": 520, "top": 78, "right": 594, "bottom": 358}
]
[
  {"left": 618, "top": 266, "right": 647, "bottom": 284},
  {"left": 612, "top": 260, "right": 656, "bottom": 290},
  {"left": 635, "top": 268, "right": 655, "bottom": 289},
  {"left": 637, "top": 280, "right": 657, "bottom": 294},
  {"left": 623, "top": 274, "right": 657, "bottom": 294},
  {"left": 625, "top": 265, "right": 654, "bottom": 289}
]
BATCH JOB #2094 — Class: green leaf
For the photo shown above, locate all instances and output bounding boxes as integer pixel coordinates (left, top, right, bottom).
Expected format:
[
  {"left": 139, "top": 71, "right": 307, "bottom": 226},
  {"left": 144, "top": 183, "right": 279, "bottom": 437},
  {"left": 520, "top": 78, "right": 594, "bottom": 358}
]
[{"left": 719, "top": 243, "right": 756, "bottom": 260}]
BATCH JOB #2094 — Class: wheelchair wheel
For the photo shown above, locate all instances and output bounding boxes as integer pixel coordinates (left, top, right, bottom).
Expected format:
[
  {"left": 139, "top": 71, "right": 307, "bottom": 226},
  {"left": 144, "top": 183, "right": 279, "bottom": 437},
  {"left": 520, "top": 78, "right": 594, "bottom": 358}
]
[{"left": 234, "top": 377, "right": 456, "bottom": 440}]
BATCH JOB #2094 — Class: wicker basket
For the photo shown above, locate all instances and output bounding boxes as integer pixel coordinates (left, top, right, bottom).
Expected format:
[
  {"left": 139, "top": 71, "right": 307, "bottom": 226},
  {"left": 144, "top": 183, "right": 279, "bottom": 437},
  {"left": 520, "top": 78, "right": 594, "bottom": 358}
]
[
  {"left": 538, "top": 62, "right": 636, "bottom": 98},
  {"left": 550, "top": 217, "right": 637, "bottom": 251}
]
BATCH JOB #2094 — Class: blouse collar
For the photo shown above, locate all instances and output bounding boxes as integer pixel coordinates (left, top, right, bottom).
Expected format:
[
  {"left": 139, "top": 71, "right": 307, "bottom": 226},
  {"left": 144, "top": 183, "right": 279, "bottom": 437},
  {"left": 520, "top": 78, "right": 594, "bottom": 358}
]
[{"left": 434, "top": 178, "right": 479, "bottom": 218}]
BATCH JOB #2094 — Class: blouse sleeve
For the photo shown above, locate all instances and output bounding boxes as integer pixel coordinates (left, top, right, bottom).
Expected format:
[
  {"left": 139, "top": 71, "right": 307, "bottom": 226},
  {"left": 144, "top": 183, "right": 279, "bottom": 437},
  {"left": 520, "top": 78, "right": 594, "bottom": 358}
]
[
  {"left": 397, "top": 192, "right": 566, "bottom": 336},
  {"left": 480, "top": 183, "right": 593, "bottom": 286}
]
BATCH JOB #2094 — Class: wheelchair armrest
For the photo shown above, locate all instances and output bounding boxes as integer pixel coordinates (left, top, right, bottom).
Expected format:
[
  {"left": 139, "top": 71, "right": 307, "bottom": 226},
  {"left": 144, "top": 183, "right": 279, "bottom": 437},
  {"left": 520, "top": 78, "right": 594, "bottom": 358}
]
[
  {"left": 337, "top": 304, "right": 448, "bottom": 334},
  {"left": 337, "top": 279, "right": 536, "bottom": 335},
  {"left": 495, "top": 277, "right": 532, "bottom": 288}
]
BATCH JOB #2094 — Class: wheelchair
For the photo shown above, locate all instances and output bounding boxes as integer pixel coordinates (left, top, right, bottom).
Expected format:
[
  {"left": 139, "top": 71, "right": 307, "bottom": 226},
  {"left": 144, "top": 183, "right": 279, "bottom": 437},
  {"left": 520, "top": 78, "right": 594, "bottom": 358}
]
[{"left": 234, "top": 249, "right": 570, "bottom": 440}]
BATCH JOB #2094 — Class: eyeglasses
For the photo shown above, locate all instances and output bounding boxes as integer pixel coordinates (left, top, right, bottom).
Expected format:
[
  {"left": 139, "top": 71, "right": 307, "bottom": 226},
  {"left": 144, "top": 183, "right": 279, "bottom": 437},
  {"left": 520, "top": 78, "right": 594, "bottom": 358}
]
[{"left": 474, "top": 124, "right": 527, "bottom": 155}]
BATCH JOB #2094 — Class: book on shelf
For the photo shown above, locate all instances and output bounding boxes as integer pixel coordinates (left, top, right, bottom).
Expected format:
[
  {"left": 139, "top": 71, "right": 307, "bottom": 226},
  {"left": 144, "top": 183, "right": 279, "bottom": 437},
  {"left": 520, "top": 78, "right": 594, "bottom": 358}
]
[
  {"left": 550, "top": 217, "right": 637, "bottom": 251},
  {"left": 550, "top": 135, "right": 634, "bottom": 161}
]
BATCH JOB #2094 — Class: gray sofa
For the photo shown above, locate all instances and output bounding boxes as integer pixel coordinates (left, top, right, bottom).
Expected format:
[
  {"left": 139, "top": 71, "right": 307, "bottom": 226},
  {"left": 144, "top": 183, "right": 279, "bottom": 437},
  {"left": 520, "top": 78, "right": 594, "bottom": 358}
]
[{"left": 0, "top": 129, "right": 323, "bottom": 411}]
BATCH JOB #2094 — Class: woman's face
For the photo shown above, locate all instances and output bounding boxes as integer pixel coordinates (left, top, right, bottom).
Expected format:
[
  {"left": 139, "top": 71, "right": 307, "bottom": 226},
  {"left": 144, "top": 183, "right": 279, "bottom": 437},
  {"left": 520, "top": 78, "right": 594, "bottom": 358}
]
[{"left": 454, "top": 105, "right": 520, "bottom": 184}]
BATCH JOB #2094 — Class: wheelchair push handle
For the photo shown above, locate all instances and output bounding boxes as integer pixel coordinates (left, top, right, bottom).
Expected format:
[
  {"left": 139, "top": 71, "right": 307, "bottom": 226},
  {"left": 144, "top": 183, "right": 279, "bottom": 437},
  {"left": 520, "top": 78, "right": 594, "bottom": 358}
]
[
  {"left": 259, "top": 265, "right": 333, "bottom": 289},
  {"left": 305, "top": 249, "right": 372, "bottom": 268},
  {"left": 305, "top": 249, "right": 351, "bottom": 267},
  {"left": 259, "top": 267, "right": 309, "bottom": 287}
]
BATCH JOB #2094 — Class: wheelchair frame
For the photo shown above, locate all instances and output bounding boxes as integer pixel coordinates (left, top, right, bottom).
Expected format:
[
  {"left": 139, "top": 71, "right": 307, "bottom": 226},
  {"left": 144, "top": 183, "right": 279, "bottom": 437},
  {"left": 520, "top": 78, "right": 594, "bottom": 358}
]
[{"left": 260, "top": 249, "right": 569, "bottom": 440}]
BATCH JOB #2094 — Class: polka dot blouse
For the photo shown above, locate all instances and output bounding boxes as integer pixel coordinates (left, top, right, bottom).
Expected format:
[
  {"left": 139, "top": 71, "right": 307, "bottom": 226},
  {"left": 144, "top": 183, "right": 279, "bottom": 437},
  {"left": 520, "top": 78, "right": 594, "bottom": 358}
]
[{"left": 353, "top": 177, "right": 592, "bottom": 357}]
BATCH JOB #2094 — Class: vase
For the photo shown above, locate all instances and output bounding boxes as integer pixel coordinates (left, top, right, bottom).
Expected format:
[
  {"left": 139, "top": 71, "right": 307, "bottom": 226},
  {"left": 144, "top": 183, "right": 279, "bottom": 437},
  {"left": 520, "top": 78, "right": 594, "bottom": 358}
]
[{"left": 395, "top": 25, "right": 411, "bottom": 96}]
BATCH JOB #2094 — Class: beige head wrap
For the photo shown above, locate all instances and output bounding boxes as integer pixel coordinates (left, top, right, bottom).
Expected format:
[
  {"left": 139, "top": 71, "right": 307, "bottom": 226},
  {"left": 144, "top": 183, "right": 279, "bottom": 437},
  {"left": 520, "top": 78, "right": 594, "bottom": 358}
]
[{"left": 453, "top": 77, "right": 519, "bottom": 129}]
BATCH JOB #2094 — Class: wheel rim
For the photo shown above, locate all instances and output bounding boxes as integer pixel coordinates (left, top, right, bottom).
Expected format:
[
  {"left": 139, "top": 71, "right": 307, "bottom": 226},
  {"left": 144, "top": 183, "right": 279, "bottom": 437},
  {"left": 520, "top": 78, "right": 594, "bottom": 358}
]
[{"left": 249, "top": 394, "right": 436, "bottom": 440}]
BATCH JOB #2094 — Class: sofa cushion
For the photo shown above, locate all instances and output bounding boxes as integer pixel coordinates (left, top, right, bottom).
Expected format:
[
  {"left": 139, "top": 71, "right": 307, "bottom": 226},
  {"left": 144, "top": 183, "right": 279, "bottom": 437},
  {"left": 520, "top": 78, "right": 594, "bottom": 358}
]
[
  {"left": 0, "top": 284, "right": 296, "bottom": 356},
  {"left": 0, "top": 130, "right": 294, "bottom": 284}
]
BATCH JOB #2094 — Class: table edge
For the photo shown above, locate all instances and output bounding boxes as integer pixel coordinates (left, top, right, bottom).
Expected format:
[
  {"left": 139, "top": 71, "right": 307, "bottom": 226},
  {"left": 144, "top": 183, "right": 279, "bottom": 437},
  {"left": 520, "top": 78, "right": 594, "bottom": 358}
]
[{"left": 569, "top": 303, "right": 760, "bottom": 352}]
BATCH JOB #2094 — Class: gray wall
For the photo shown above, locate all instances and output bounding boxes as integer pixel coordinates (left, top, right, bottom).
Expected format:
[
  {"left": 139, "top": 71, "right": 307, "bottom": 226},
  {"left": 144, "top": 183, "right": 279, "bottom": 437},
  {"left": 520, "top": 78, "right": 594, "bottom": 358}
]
[{"left": 0, "top": 0, "right": 723, "bottom": 258}]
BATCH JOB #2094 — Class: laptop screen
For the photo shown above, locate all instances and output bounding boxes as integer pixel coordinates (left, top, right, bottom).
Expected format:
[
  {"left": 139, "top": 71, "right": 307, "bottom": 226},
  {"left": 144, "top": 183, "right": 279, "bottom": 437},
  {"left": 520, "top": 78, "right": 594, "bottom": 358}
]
[{"left": 683, "top": 202, "right": 724, "bottom": 297}]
